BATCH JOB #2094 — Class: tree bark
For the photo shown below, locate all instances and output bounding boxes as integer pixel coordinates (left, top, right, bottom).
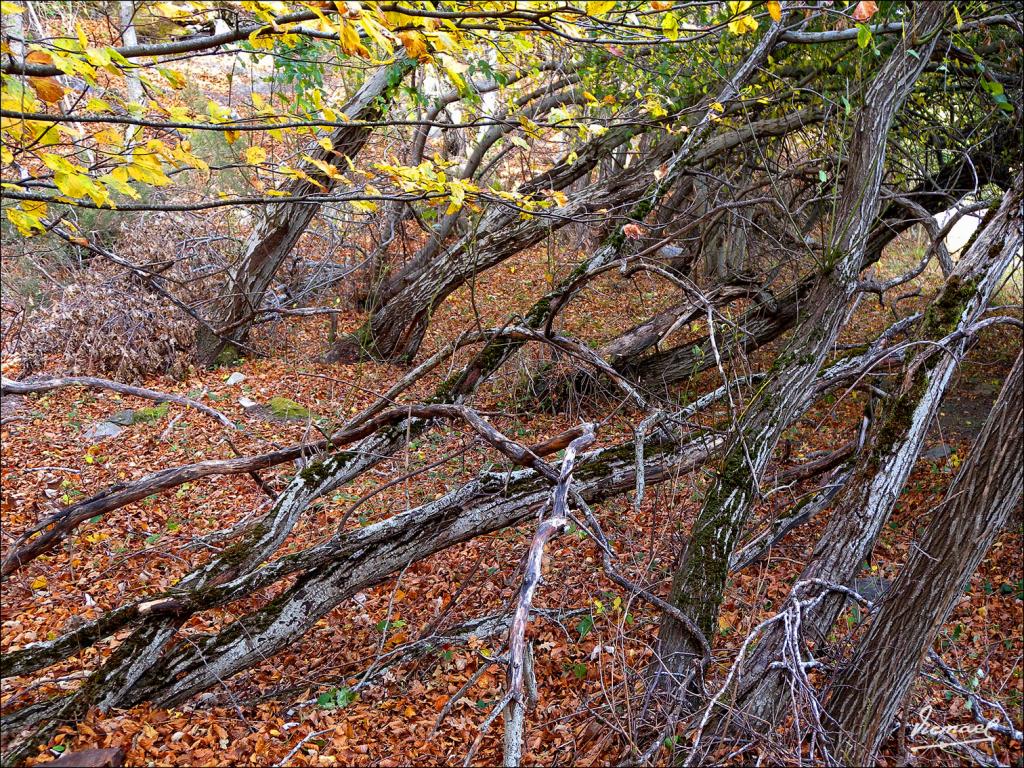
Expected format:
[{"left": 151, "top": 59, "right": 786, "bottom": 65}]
[
  {"left": 628, "top": 120, "right": 1017, "bottom": 388},
  {"left": 341, "top": 25, "right": 796, "bottom": 362},
  {"left": 730, "top": 171, "right": 1023, "bottom": 730},
  {"left": 653, "top": 1, "right": 947, "bottom": 692},
  {"left": 195, "top": 56, "right": 414, "bottom": 366},
  {"left": 824, "top": 350, "right": 1022, "bottom": 764}
]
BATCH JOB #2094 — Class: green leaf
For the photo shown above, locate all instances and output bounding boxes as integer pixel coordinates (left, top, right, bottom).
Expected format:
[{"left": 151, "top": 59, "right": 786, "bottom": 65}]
[
  {"left": 144, "top": 533, "right": 161, "bottom": 545},
  {"left": 576, "top": 615, "right": 594, "bottom": 640},
  {"left": 857, "top": 24, "right": 871, "bottom": 49},
  {"left": 315, "top": 687, "right": 354, "bottom": 710}
]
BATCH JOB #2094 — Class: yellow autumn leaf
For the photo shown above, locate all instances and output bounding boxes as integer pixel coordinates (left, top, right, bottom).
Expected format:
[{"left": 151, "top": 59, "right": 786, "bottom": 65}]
[
  {"left": 54, "top": 171, "right": 95, "bottom": 199},
  {"left": 590, "top": 1, "right": 616, "bottom": 15},
  {"left": 99, "top": 173, "right": 140, "bottom": 199},
  {"left": 6, "top": 207, "right": 46, "bottom": 237},
  {"left": 350, "top": 199, "right": 378, "bottom": 213},
  {"left": 30, "top": 575, "right": 47, "bottom": 590},
  {"left": 548, "top": 189, "right": 568, "bottom": 207},
  {"left": 245, "top": 145, "right": 267, "bottom": 165},
  {"left": 767, "top": 1, "right": 782, "bottom": 22},
  {"left": 662, "top": 11, "right": 679, "bottom": 41},
  {"left": 1, "top": 2, "right": 26, "bottom": 14},
  {"left": 727, "top": 1, "right": 758, "bottom": 34},
  {"left": 398, "top": 31, "right": 429, "bottom": 60},
  {"left": 20, "top": 198, "right": 47, "bottom": 218}
]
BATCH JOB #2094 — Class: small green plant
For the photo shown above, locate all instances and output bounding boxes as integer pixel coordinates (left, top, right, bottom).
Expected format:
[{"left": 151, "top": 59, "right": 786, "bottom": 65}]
[
  {"left": 316, "top": 687, "right": 356, "bottom": 710},
  {"left": 375, "top": 619, "right": 407, "bottom": 633}
]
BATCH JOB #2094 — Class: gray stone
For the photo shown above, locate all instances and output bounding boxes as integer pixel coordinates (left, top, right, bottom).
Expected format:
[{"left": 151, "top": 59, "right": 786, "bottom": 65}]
[
  {"left": 83, "top": 421, "right": 124, "bottom": 441},
  {"left": 237, "top": 396, "right": 258, "bottom": 410},
  {"left": 107, "top": 409, "right": 137, "bottom": 426},
  {"left": 922, "top": 444, "right": 953, "bottom": 460},
  {"left": 225, "top": 372, "right": 247, "bottom": 386}
]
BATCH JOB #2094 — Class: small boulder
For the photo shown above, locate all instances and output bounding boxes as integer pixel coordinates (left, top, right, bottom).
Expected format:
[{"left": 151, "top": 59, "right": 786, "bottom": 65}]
[
  {"left": 267, "top": 396, "right": 310, "bottom": 420},
  {"left": 225, "top": 372, "right": 247, "bottom": 386},
  {"left": 83, "top": 421, "right": 124, "bottom": 441},
  {"left": 922, "top": 444, "right": 953, "bottom": 460},
  {"left": 107, "top": 409, "right": 137, "bottom": 426}
]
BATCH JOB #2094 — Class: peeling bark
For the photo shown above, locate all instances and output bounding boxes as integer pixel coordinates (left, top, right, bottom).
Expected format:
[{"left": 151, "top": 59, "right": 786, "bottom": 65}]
[
  {"left": 826, "top": 350, "right": 1023, "bottom": 763},
  {"left": 654, "top": 1, "right": 947, "bottom": 693},
  {"left": 731, "top": 171, "right": 1022, "bottom": 730}
]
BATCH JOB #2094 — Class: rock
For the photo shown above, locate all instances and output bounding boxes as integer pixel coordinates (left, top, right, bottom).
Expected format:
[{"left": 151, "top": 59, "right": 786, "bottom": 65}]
[
  {"left": 922, "top": 444, "right": 953, "bottom": 460},
  {"left": 131, "top": 403, "right": 169, "bottom": 424},
  {"left": 266, "top": 396, "right": 310, "bottom": 420},
  {"left": 107, "top": 409, "right": 137, "bottom": 426},
  {"left": 38, "top": 747, "right": 125, "bottom": 768},
  {"left": 237, "top": 396, "right": 259, "bottom": 410},
  {"left": 83, "top": 421, "right": 124, "bottom": 441},
  {"left": 225, "top": 372, "right": 246, "bottom": 386}
]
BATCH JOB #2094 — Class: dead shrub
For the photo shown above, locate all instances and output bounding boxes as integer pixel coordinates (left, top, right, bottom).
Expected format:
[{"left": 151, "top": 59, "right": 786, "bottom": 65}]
[{"left": 20, "top": 272, "right": 194, "bottom": 382}]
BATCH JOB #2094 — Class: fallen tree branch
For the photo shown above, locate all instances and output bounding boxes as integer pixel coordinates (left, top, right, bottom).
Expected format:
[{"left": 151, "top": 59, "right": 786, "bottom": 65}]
[
  {"left": 503, "top": 425, "right": 594, "bottom": 767},
  {"left": 1, "top": 375, "right": 235, "bottom": 429},
  {"left": 0, "top": 405, "right": 585, "bottom": 578}
]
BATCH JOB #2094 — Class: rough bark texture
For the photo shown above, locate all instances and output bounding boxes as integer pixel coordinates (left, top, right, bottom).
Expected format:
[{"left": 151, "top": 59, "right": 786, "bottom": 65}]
[
  {"left": 0, "top": 427, "right": 720, "bottom": 768},
  {"left": 628, "top": 119, "right": 1017, "bottom": 389},
  {"left": 730, "top": 172, "right": 1022, "bottom": 728},
  {"left": 825, "top": 350, "right": 1023, "bottom": 764},
  {"left": 195, "top": 57, "right": 414, "bottom": 365},
  {"left": 345, "top": 24, "right": 795, "bottom": 362},
  {"left": 654, "top": 1, "right": 947, "bottom": 688}
]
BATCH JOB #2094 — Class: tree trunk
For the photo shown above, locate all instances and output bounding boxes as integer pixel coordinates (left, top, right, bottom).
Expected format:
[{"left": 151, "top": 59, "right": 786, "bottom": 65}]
[
  {"left": 195, "top": 57, "right": 414, "bottom": 366},
  {"left": 730, "top": 171, "right": 1022, "bottom": 729},
  {"left": 362, "top": 81, "right": 583, "bottom": 310},
  {"left": 0, "top": 427, "right": 721, "bottom": 765},
  {"left": 627, "top": 120, "right": 1017, "bottom": 388},
  {"left": 342, "top": 25, "right": 794, "bottom": 362},
  {"left": 824, "top": 350, "right": 1022, "bottom": 764},
  {"left": 654, "top": 1, "right": 946, "bottom": 692}
]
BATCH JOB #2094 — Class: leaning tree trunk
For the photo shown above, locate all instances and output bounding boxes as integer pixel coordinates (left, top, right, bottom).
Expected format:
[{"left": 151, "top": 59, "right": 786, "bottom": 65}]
[
  {"left": 825, "top": 350, "right": 1023, "bottom": 764},
  {"left": 729, "top": 172, "right": 1023, "bottom": 729},
  {"left": 0, "top": 421, "right": 721, "bottom": 766},
  {"left": 627, "top": 120, "right": 1017, "bottom": 388},
  {"left": 195, "top": 56, "right": 414, "bottom": 366},
  {"left": 653, "top": 1, "right": 947, "bottom": 692},
  {"left": 0, "top": 318, "right": 892, "bottom": 765},
  {"left": 343, "top": 21, "right": 792, "bottom": 362},
  {"left": 363, "top": 80, "right": 583, "bottom": 311}
]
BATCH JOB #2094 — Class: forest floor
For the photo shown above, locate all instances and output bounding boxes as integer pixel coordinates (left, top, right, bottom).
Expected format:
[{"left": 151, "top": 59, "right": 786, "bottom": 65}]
[{"left": 1, "top": 230, "right": 1022, "bottom": 767}]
